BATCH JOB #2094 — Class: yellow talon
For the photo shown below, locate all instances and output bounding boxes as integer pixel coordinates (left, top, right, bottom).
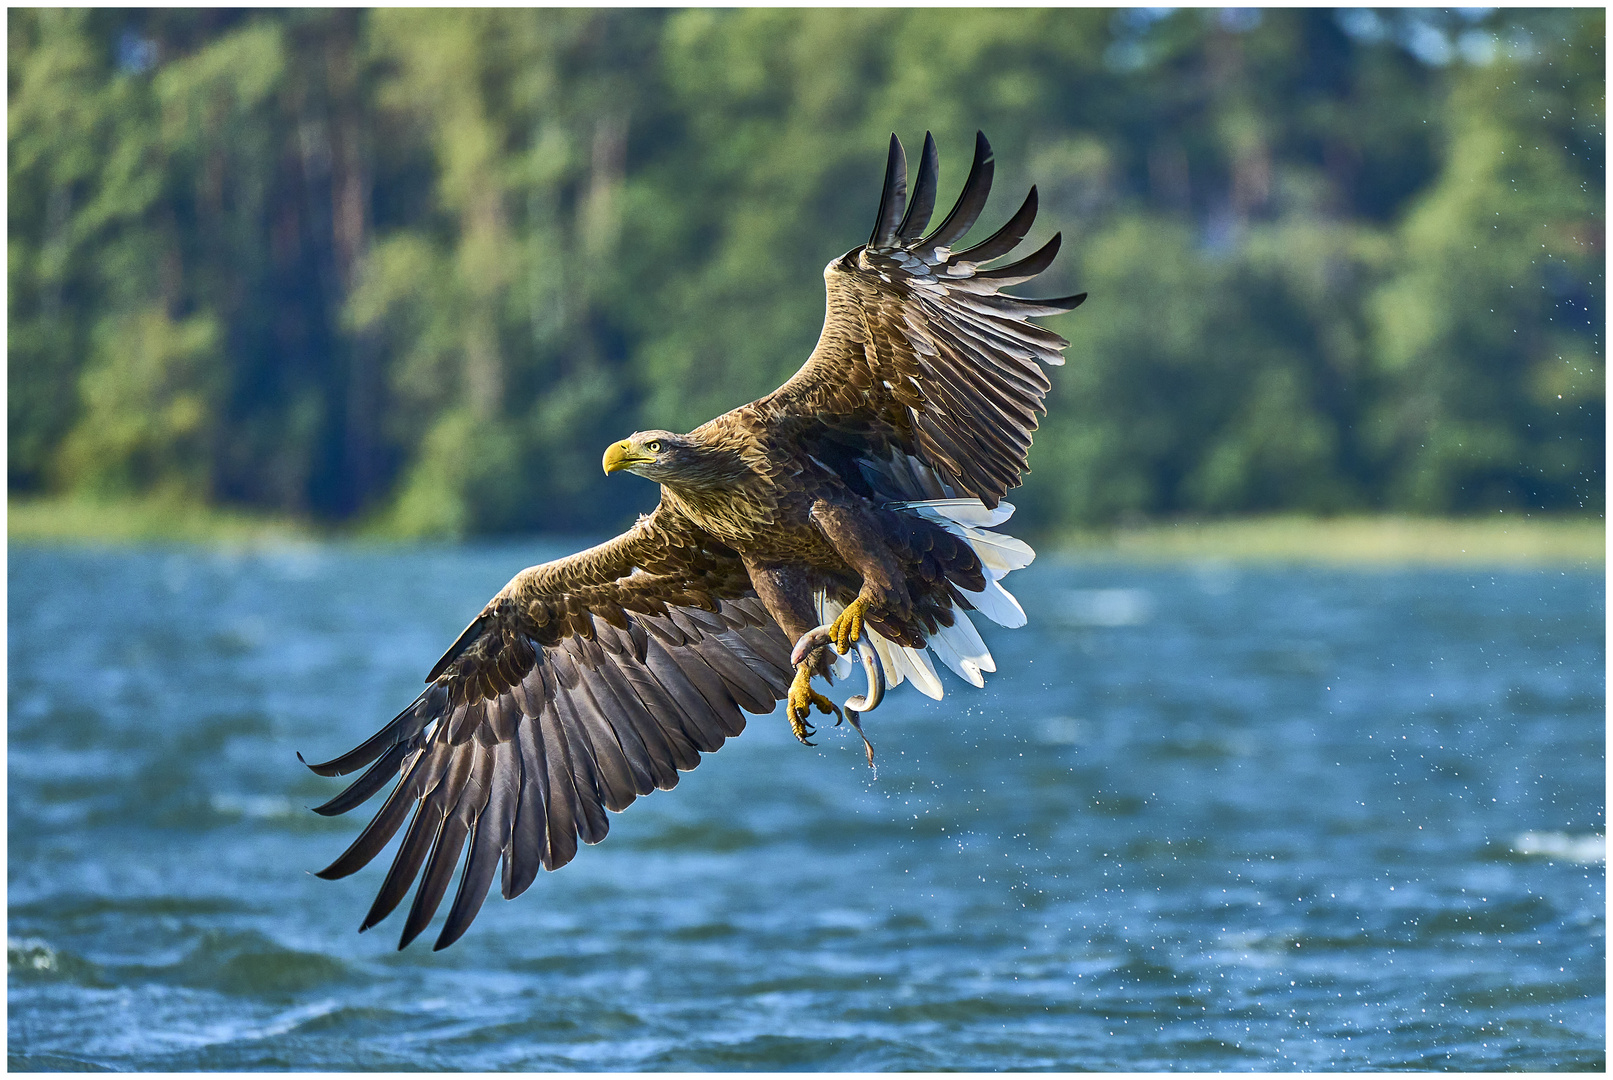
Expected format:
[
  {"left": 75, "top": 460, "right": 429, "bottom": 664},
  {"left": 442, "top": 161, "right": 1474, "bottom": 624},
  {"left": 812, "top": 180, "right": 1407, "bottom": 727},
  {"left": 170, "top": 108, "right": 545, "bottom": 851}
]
[
  {"left": 786, "top": 661, "right": 840, "bottom": 745},
  {"left": 827, "top": 598, "right": 869, "bottom": 655}
]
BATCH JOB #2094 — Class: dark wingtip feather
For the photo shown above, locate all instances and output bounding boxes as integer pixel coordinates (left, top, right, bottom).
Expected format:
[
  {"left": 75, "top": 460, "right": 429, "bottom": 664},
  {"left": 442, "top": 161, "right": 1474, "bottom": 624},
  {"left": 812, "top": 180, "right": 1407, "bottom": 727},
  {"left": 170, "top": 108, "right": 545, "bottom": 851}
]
[
  {"left": 310, "top": 742, "right": 408, "bottom": 817},
  {"left": 300, "top": 747, "right": 356, "bottom": 779},
  {"left": 428, "top": 613, "right": 488, "bottom": 683},
  {"left": 896, "top": 131, "right": 940, "bottom": 241},
  {"left": 954, "top": 185, "right": 1038, "bottom": 264},
  {"left": 977, "top": 231, "right": 1062, "bottom": 281},
  {"left": 358, "top": 797, "right": 442, "bottom": 929},
  {"left": 920, "top": 130, "right": 995, "bottom": 252},
  {"left": 868, "top": 133, "right": 908, "bottom": 250},
  {"left": 314, "top": 758, "right": 426, "bottom": 881},
  {"left": 301, "top": 689, "right": 438, "bottom": 777}
]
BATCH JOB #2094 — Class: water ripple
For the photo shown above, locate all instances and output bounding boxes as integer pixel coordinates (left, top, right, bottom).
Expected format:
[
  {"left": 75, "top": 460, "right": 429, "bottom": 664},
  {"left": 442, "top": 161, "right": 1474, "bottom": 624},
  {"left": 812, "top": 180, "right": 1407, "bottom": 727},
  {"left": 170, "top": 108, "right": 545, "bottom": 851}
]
[{"left": 8, "top": 547, "right": 1604, "bottom": 1069}]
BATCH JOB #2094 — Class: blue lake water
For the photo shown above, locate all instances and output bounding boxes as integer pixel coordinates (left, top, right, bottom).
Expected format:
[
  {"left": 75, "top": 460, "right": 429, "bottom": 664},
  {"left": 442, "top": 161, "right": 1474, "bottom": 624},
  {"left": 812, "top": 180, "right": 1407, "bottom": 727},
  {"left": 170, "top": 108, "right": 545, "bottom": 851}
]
[{"left": 8, "top": 542, "right": 1605, "bottom": 1070}]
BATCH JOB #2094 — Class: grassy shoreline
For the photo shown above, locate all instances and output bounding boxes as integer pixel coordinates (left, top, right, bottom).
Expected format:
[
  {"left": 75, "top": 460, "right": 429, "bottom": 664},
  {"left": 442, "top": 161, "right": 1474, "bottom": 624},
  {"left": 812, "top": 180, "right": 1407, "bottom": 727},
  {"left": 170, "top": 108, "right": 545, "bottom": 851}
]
[
  {"left": 8, "top": 495, "right": 1604, "bottom": 567},
  {"left": 1054, "top": 514, "right": 1604, "bottom": 567},
  {"left": 8, "top": 494, "right": 317, "bottom": 546}
]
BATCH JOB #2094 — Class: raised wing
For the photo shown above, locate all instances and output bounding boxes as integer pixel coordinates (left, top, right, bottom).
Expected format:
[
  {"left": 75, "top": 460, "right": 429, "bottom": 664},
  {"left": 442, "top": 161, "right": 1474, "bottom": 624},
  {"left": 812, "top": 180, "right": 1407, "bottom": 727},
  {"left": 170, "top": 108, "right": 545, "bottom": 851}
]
[
  {"left": 761, "top": 131, "right": 1085, "bottom": 508},
  {"left": 303, "top": 505, "right": 792, "bottom": 950}
]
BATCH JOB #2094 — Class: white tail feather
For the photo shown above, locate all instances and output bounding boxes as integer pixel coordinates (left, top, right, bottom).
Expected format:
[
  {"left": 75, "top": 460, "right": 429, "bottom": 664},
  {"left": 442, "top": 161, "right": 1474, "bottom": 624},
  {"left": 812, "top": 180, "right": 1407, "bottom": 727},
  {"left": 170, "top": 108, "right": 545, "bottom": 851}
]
[
  {"left": 864, "top": 629, "right": 905, "bottom": 689},
  {"left": 929, "top": 624, "right": 986, "bottom": 687},
  {"left": 952, "top": 526, "right": 1035, "bottom": 580},
  {"left": 961, "top": 579, "right": 1027, "bottom": 628},
  {"left": 871, "top": 628, "right": 943, "bottom": 699},
  {"left": 935, "top": 606, "right": 995, "bottom": 674},
  {"left": 898, "top": 498, "right": 1016, "bottom": 528},
  {"left": 806, "top": 497, "right": 1033, "bottom": 702},
  {"left": 898, "top": 499, "right": 1035, "bottom": 580}
]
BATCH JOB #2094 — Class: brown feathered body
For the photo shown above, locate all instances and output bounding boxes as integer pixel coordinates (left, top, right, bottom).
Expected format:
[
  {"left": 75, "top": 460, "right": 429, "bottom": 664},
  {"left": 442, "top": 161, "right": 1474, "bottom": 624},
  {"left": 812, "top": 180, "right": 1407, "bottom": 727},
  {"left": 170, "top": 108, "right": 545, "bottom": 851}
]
[{"left": 304, "top": 132, "right": 1085, "bottom": 951}]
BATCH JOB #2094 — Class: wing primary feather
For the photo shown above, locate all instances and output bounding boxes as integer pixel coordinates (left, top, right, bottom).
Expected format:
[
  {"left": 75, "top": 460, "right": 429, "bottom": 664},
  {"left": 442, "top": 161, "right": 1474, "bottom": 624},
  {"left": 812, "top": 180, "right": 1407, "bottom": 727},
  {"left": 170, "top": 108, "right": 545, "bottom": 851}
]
[
  {"left": 574, "top": 665, "right": 655, "bottom": 801},
  {"left": 642, "top": 641, "right": 730, "bottom": 752},
  {"left": 976, "top": 232, "right": 1062, "bottom": 281},
  {"left": 315, "top": 744, "right": 439, "bottom": 880},
  {"left": 504, "top": 718, "right": 547, "bottom": 897},
  {"left": 427, "top": 613, "right": 489, "bottom": 683},
  {"left": 301, "top": 687, "right": 440, "bottom": 776},
  {"left": 484, "top": 692, "right": 518, "bottom": 743},
  {"left": 396, "top": 818, "right": 457, "bottom": 949},
  {"left": 514, "top": 666, "right": 547, "bottom": 717},
  {"left": 433, "top": 809, "right": 497, "bottom": 951},
  {"left": 398, "top": 742, "right": 493, "bottom": 949},
  {"left": 664, "top": 645, "right": 747, "bottom": 736},
  {"left": 952, "top": 186, "right": 1038, "bottom": 264},
  {"left": 363, "top": 743, "right": 474, "bottom": 932},
  {"left": 311, "top": 739, "right": 412, "bottom": 817},
  {"left": 591, "top": 658, "right": 682, "bottom": 789},
  {"left": 537, "top": 698, "right": 581, "bottom": 870},
  {"left": 990, "top": 295, "right": 1086, "bottom": 318},
  {"left": 435, "top": 741, "right": 517, "bottom": 949},
  {"left": 615, "top": 663, "right": 703, "bottom": 772},
  {"left": 896, "top": 131, "right": 939, "bottom": 241},
  {"left": 548, "top": 686, "right": 609, "bottom": 838},
  {"left": 359, "top": 794, "right": 444, "bottom": 931},
  {"left": 868, "top": 133, "right": 908, "bottom": 249},
  {"left": 920, "top": 130, "right": 994, "bottom": 251},
  {"left": 933, "top": 304, "right": 1066, "bottom": 371},
  {"left": 1023, "top": 291, "right": 1086, "bottom": 313}
]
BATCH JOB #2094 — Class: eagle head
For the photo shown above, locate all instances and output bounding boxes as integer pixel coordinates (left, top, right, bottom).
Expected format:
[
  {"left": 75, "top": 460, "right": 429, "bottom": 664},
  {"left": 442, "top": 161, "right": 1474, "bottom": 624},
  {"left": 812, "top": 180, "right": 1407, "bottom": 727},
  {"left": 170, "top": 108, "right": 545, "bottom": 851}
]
[
  {"left": 602, "top": 430, "right": 732, "bottom": 488},
  {"left": 596, "top": 432, "right": 696, "bottom": 483}
]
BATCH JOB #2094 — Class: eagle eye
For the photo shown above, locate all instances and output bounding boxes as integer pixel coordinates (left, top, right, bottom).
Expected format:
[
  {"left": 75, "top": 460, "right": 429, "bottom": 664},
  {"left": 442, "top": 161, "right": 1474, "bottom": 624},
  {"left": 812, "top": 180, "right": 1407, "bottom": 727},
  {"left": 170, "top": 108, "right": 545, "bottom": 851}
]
[{"left": 647, "top": 440, "right": 662, "bottom": 453}]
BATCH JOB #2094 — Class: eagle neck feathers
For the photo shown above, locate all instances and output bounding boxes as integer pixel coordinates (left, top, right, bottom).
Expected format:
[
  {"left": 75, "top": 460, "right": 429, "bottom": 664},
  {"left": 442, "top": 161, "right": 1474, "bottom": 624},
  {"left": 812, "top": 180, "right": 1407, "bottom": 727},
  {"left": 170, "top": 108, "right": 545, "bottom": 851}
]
[{"left": 659, "top": 412, "right": 778, "bottom": 545}]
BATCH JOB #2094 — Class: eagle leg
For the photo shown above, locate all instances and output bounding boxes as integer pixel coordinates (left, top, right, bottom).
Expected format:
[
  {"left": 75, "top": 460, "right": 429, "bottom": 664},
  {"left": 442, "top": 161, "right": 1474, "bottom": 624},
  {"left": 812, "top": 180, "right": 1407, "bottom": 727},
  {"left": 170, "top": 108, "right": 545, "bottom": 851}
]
[
  {"left": 786, "top": 655, "right": 841, "bottom": 745},
  {"left": 826, "top": 597, "right": 869, "bottom": 655}
]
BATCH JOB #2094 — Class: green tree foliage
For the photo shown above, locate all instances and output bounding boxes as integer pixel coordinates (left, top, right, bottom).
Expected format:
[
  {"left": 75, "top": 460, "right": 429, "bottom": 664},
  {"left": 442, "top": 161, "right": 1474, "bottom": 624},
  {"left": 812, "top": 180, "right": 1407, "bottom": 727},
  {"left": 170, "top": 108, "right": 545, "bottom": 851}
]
[{"left": 8, "top": 8, "right": 1602, "bottom": 535}]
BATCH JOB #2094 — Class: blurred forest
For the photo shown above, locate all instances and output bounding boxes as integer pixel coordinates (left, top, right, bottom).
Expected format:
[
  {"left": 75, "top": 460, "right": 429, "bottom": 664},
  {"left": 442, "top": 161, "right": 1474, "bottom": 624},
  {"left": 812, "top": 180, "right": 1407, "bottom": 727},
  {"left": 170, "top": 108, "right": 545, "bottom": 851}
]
[{"left": 8, "top": 8, "right": 1603, "bottom": 537}]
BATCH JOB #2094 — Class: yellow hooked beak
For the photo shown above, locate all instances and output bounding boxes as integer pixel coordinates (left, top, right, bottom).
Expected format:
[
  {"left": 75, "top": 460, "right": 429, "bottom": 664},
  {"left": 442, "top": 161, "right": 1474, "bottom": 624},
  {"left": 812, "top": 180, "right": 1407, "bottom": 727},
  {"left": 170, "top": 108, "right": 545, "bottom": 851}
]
[{"left": 603, "top": 439, "right": 654, "bottom": 475}]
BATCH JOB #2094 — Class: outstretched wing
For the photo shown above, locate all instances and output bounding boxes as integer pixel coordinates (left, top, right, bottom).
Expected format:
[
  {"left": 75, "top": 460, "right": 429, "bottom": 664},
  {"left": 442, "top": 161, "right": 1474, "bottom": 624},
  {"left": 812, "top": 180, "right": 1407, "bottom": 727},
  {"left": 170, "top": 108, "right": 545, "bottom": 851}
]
[
  {"left": 760, "top": 131, "right": 1085, "bottom": 508},
  {"left": 303, "top": 504, "right": 792, "bottom": 951}
]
